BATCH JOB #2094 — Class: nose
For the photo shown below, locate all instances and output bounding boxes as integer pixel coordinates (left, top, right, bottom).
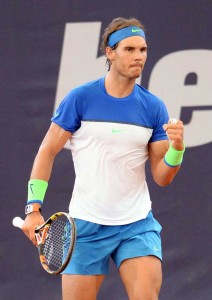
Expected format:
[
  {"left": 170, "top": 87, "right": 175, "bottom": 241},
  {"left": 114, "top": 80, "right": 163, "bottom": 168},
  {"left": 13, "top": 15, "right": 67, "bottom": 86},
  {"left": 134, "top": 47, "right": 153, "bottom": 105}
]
[{"left": 134, "top": 49, "right": 144, "bottom": 61}]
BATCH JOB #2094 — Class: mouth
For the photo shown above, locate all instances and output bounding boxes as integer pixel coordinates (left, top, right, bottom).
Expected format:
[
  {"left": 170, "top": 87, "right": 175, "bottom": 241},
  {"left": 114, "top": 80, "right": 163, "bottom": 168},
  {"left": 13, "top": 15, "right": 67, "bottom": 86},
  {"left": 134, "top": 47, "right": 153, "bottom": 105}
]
[{"left": 130, "top": 64, "right": 142, "bottom": 69}]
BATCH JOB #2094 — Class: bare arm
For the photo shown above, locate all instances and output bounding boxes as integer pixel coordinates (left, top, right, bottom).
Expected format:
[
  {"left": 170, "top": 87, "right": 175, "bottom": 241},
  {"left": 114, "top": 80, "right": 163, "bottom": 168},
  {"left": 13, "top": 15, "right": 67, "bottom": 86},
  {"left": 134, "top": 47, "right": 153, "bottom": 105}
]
[
  {"left": 22, "top": 123, "right": 72, "bottom": 245},
  {"left": 149, "top": 120, "right": 184, "bottom": 186},
  {"left": 30, "top": 122, "right": 72, "bottom": 181}
]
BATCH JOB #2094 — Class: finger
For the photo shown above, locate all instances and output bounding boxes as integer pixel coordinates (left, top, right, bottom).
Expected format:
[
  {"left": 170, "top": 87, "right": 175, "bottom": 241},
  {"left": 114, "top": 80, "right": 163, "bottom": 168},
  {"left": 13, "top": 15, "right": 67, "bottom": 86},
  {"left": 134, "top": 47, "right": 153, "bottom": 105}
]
[
  {"left": 30, "top": 232, "right": 39, "bottom": 247},
  {"left": 166, "top": 128, "right": 181, "bottom": 135},
  {"left": 23, "top": 226, "right": 39, "bottom": 247},
  {"left": 163, "top": 118, "right": 178, "bottom": 130},
  {"left": 164, "top": 120, "right": 184, "bottom": 132}
]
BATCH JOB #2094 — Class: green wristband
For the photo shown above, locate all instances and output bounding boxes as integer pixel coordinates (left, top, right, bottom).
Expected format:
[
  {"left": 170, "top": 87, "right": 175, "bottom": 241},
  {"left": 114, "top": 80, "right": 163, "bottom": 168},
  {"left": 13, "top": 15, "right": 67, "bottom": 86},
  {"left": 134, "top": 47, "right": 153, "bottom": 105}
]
[
  {"left": 27, "top": 179, "right": 48, "bottom": 205},
  {"left": 164, "top": 144, "right": 185, "bottom": 167}
]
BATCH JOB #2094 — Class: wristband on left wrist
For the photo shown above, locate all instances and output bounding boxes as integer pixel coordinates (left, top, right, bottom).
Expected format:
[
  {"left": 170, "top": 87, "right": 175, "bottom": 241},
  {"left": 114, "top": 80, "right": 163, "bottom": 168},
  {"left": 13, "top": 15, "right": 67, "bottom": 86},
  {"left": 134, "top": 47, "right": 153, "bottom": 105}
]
[{"left": 27, "top": 179, "right": 48, "bottom": 205}]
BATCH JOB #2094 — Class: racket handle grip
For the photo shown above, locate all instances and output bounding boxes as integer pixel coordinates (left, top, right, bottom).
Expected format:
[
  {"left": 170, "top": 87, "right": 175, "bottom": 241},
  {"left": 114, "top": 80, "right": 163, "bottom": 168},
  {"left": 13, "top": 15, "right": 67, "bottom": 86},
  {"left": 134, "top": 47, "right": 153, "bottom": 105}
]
[{"left": 12, "top": 216, "right": 24, "bottom": 229}]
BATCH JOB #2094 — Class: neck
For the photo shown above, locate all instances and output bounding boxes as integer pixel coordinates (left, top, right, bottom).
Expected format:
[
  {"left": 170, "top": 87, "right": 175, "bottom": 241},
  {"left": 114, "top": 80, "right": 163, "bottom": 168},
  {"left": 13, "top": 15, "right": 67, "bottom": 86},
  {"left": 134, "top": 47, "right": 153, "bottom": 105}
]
[{"left": 105, "top": 72, "right": 136, "bottom": 98}]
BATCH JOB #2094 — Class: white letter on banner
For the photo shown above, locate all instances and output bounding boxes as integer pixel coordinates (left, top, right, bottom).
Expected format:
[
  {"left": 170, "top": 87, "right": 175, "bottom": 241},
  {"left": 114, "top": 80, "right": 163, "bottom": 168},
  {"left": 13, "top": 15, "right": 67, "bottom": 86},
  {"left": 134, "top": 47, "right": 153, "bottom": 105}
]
[
  {"left": 148, "top": 50, "right": 212, "bottom": 147},
  {"left": 54, "top": 22, "right": 106, "bottom": 110}
]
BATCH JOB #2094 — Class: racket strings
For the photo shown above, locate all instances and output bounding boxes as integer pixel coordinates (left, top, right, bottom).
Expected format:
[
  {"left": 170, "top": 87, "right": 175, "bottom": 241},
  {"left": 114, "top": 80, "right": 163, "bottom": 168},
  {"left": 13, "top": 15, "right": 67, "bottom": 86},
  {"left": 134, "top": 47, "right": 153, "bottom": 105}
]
[{"left": 42, "top": 218, "right": 66, "bottom": 269}]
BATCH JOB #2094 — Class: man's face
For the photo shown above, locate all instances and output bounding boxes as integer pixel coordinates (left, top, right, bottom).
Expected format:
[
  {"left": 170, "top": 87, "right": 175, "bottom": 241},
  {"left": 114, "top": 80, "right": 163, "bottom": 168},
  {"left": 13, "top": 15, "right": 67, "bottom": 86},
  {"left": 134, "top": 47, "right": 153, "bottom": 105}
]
[{"left": 109, "top": 36, "right": 148, "bottom": 79}]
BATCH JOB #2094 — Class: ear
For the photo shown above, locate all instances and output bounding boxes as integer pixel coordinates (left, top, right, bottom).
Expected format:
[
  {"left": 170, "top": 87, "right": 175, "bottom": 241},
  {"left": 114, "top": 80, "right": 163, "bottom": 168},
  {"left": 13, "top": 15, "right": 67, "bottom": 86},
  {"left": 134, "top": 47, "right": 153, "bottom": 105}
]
[{"left": 105, "top": 46, "right": 115, "bottom": 61}]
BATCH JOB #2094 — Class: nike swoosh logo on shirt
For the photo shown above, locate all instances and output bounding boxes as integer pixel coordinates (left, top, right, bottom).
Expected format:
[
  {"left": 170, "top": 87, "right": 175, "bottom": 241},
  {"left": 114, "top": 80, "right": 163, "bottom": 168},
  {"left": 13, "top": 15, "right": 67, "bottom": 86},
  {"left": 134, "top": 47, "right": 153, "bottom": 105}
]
[{"left": 112, "top": 129, "right": 127, "bottom": 133}]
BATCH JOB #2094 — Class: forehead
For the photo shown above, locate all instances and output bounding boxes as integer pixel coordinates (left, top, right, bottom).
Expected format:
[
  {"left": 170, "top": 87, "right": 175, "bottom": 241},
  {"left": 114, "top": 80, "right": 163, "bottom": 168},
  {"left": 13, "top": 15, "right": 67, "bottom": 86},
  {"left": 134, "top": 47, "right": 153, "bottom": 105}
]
[{"left": 118, "top": 36, "right": 147, "bottom": 47}]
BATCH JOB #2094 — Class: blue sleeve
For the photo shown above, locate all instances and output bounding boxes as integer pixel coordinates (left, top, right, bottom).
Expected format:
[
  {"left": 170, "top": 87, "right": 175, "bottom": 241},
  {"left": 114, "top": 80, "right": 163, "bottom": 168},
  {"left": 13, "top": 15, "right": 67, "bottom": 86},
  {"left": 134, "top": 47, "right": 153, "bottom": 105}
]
[
  {"left": 149, "top": 99, "right": 169, "bottom": 143},
  {"left": 51, "top": 89, "right": 82, "bottom": 133}
]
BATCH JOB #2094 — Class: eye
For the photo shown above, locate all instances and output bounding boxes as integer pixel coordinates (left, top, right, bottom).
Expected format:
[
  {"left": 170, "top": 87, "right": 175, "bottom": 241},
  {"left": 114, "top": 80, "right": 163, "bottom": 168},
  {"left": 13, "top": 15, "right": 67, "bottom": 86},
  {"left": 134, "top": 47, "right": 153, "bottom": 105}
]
[
  {"left": 140, "top": 47, "right": 147, "bottom": 53},
  {"left": 126, "top": 47, "right": 133, "bottom": 52}
]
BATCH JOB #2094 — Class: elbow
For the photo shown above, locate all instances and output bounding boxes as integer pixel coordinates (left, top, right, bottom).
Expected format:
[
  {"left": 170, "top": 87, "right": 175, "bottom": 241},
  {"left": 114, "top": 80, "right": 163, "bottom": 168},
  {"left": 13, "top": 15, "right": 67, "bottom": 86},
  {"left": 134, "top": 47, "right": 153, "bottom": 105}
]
[
  {"left": 154, "top": 176, "right": 174, "bottom": 187},
  {"left": 38, "top": 143, "right": 57, "bottom": 157}
]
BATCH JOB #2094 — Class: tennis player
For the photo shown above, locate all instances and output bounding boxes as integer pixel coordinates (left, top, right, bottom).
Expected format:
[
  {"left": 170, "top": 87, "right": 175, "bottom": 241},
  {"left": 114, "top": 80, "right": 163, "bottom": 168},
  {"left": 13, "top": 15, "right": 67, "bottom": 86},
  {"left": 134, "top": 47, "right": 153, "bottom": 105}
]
[{"left": 22, "top": 17, "right": 185, "bottom": 300}]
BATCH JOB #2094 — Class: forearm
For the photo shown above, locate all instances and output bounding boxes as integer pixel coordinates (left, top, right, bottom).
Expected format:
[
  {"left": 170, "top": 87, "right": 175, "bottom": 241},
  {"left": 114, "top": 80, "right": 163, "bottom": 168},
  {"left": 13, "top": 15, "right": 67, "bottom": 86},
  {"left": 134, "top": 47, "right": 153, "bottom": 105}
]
[
  {"left": 23, "top": 146, "right": 55, "bottom": 245},
  {"left": 149, "top": 138, "right": 185, "bottom": 186},
  {"left": 27, "top": 124, "right": 71, "bottom": 207},
  {"left": 26, "top": 145, "right": 56, "bottom": 208},
  {"left": 30, "top": 145, "right": 56, "bottom": 181},
  {"left": 151, "top": 158, "right": 181, "bottom": 186}
]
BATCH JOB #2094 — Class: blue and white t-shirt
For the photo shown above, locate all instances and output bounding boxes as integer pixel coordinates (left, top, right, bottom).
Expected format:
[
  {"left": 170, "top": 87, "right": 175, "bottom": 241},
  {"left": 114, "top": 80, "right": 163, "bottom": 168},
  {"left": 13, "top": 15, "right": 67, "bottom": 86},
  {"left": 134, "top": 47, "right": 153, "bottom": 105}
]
[{"left": 52, "top": 77, "right": 169, "bottom": 225}]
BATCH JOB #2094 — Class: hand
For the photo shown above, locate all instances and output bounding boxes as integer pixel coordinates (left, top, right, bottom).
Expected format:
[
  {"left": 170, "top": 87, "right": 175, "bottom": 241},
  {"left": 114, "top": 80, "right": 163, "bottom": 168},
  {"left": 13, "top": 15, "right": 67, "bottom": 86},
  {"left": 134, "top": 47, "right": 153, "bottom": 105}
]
[
  {"left": 163, "top": 119, "right": 184, "bottom": 150},
  {"left": 22, "top": 212, "right": 45, "bottom": 246}
]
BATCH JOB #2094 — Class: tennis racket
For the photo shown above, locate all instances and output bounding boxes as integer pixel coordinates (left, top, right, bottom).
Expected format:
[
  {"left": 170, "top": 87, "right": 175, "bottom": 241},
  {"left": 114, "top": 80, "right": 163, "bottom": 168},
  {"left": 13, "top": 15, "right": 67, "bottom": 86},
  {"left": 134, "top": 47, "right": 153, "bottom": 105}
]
[{"left": 12, "top": 212, "right": 76, "bottom": 275}]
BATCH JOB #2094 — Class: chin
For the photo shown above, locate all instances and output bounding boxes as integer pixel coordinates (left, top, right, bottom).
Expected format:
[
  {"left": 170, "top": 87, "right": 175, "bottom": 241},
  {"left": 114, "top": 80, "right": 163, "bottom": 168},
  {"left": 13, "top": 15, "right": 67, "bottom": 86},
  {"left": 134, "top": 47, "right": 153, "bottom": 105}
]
[
  {"left": 130, "top": 72, "right": 141, "bottom": 79},
  {"left": 135, "top": 73, "right": 141, "bottom": 78},
  {"left": 132, "top": 70, "right": 142, "bottom": 79}
]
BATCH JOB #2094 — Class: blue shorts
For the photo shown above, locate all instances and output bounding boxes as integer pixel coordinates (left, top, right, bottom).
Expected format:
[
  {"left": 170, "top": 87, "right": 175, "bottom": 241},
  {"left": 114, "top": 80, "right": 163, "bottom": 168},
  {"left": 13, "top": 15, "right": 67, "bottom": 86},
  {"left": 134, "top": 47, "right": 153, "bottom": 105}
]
[{"left": 63, "top": 211, "right": 162, "bottom": 275}]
